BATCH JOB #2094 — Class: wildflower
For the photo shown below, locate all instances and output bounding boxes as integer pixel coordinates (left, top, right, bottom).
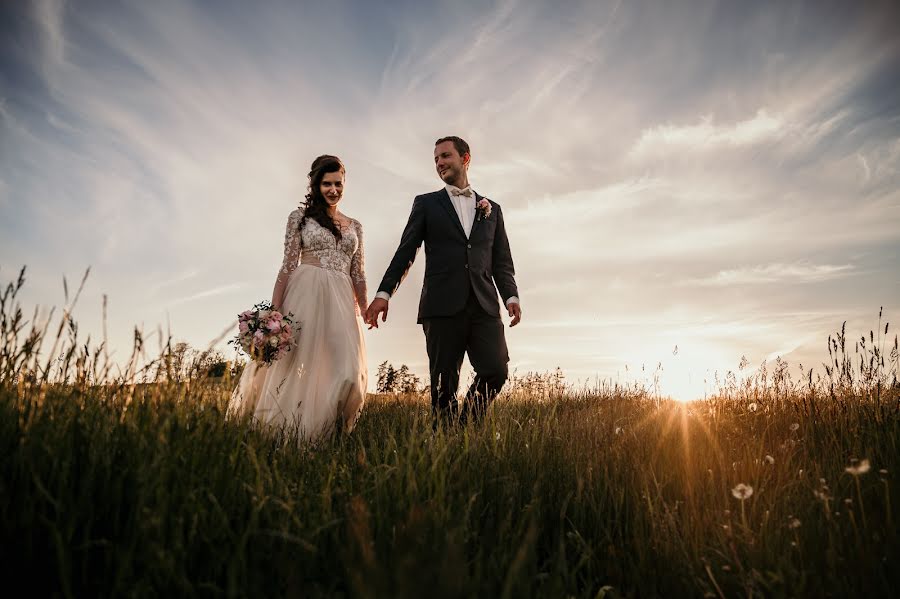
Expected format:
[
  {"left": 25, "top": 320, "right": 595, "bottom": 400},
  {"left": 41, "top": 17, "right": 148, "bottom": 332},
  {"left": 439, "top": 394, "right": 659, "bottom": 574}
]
[
  {"left": 731, "top": 483, "right": 753, "bottom": 500},
  {"left": 789, "top": 518, "right": 801, "bottom": 529},
  {"left": 765, "top": 455, "right": 775, "bottom": 465},
  {"left": 790, "top": 423, "right": 800, "bottom": 431},
  {"left": 495, "top": 431, "right": 501, "bottom": 441},
  {"left": 748, "top": 402, "right": 758, "bottom": 412},
  {"left": 798, "top": 469, "right": 804, "bottom": 477},
  {"left": 615, "top": 427, "right": 622, "bottom": 435},
  {"left": 879, "top": 468, "right": 888, "bottom": 475},
  {"left": 845, "top": 459, "right": 871, "bottom": 476},
  {"left": 844, "top": 498, "right": 853, "bottom": 506}
]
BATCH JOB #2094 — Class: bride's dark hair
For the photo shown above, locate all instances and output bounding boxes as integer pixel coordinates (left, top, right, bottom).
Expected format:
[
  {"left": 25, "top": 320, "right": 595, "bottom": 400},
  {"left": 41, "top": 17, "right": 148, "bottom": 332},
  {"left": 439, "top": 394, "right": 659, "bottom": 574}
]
[{"left": 300, "top": 154, "right": 345, "bottom": 241}]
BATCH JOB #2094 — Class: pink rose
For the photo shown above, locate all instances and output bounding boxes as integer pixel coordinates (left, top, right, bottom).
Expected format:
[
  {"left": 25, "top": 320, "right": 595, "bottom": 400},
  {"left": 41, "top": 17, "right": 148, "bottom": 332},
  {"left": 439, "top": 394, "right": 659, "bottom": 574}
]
[
  {"left": 267, "top": 319, "right": 282, "bottom": 332},
  {"left": 477, "top": 198, "right": 492, "bottom": 219},
  {"left": 239, "top": 321, "right": 249, "bottom": 333}
]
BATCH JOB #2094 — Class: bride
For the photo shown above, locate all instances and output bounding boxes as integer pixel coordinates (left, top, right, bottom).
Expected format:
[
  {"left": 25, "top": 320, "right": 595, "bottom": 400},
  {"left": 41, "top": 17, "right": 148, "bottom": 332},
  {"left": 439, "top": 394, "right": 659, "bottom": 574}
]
[{"left": 231, "top": 154, "right": 368, "bottom": 441}]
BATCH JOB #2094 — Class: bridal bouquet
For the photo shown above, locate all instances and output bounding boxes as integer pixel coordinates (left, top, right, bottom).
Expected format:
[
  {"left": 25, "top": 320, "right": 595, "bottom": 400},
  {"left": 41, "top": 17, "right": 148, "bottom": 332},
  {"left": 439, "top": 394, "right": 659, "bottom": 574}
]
[{"left": 230, "top": 301, "right": 297, "bottom": 364}]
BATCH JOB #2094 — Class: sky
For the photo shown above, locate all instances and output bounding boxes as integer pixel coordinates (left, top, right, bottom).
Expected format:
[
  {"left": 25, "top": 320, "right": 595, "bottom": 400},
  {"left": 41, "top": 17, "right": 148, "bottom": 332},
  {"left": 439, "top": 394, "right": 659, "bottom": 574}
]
[{"left": 2, "top": 0, "right": 899, "bottom": 400}]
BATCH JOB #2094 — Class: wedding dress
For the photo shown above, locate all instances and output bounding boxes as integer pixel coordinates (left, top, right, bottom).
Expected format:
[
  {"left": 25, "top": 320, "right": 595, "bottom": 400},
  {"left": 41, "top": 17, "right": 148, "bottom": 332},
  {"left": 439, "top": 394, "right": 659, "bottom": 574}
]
[{"left": 231, "top": 206, "right": 368, "bottom": 441}]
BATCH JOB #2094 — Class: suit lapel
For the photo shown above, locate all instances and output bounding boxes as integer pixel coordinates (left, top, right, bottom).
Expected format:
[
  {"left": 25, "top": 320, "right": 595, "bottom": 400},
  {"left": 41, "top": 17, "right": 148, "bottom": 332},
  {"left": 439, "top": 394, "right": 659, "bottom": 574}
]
[
  {"left": 469, "top": 192, "right": 484, "bottom": 239},
  {"left": 437, "top": 189, "right": 468, "bottom": 239}
]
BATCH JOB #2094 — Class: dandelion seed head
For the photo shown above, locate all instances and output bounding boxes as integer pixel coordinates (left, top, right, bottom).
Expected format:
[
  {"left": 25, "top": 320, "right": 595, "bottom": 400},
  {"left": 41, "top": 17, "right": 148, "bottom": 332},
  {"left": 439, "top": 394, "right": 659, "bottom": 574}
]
[
  {"left": 731, "top": 483, "right": 753, "bottom": 500},
  {"left": 845, "top": 459, "right": 871, "bottom": 476}
]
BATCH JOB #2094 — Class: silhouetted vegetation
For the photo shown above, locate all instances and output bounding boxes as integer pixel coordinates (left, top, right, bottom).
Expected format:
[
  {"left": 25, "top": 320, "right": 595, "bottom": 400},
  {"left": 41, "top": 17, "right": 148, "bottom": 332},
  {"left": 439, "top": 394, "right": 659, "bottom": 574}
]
[{"left": 1, "top": 268, "right": 898, "bottom": 597}]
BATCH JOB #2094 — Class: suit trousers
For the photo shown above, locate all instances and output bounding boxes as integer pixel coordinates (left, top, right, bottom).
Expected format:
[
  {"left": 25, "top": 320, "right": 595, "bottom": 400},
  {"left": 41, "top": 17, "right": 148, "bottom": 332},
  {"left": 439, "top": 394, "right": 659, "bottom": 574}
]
[{"left": 421, "top": 291, "right": 509, "bottom": 424}]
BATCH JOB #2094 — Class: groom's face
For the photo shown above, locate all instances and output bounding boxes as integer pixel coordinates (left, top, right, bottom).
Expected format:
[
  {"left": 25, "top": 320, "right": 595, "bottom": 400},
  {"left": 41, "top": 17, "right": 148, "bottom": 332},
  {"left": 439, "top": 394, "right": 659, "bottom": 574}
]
[{"left": 434, "top": 141, "right": 469, "bottom": 185}]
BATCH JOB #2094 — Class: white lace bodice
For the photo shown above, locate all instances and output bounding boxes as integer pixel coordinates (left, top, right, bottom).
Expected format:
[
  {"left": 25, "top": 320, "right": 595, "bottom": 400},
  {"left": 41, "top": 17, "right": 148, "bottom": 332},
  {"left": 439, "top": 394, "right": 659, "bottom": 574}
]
[{"left": 272, "top": 206, "right": 368, "bottom": 313}]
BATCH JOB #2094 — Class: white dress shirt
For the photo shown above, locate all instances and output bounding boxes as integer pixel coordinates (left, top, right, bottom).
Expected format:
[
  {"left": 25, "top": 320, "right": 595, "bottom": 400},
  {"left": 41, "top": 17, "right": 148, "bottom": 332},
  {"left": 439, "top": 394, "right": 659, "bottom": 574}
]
[
  {"left": 446, "top": 183, "right": 476, "bottom": 238},
  {"left": 376, "top": 184, "right": 519, "bottom": 307}
]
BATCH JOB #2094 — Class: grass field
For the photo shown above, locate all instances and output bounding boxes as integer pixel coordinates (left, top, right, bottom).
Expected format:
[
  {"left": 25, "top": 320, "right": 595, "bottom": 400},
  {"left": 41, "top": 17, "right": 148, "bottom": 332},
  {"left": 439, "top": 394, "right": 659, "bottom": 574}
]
[{"left": 2, "top": 271, "right": 898, "bottom": 597}]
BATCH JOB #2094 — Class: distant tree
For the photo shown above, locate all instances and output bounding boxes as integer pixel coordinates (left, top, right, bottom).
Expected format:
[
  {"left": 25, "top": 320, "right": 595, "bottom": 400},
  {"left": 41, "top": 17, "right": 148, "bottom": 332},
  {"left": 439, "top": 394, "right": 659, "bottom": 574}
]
[
  {"left": 156, "top": 342, "right": 230, "bottom": 382},
  {"left": 396, "top": 364, "right": 421, "bottom": 393},
  {"left": 376, "top": 361, "right": 422, "bottom": 393}
]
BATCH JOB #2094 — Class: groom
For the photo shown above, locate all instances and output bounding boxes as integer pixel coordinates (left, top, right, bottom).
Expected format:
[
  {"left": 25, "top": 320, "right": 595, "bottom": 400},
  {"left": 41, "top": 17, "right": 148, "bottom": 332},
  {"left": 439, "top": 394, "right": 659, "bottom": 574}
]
[{"left": 366, "top": 136, "right": 521, "bottom": 425}]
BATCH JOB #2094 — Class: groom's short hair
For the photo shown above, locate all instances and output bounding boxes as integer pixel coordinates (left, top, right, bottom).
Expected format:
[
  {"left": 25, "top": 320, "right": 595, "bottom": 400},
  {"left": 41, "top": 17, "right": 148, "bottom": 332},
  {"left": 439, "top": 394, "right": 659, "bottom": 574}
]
[{"left": 435, "top": 136, "right": 470, "bottom": 158}]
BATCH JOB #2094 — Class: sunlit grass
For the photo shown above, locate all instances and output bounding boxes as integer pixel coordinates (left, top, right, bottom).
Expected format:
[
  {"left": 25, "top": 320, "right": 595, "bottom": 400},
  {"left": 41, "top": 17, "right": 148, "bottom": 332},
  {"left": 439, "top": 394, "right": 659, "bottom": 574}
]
[{"left": 1, "top": 269, "right": 898, "bottom": 597}]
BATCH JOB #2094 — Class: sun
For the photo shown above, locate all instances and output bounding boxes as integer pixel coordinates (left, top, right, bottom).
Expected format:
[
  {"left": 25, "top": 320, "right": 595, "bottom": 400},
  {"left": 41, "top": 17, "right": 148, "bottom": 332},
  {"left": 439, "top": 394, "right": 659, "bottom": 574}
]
[
  {"left": 656, "top": 345, "right": 727, "bottom": 402},
  {"left": 659, "top": 368, "right": 709, "bottom": 403}
]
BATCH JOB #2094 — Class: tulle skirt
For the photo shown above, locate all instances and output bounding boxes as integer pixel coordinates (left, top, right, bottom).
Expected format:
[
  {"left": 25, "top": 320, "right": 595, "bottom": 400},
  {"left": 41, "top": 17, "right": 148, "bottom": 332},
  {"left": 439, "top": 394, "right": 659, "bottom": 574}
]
[{"left": 230, "top": 264, "right": 367, "bottom": 441}]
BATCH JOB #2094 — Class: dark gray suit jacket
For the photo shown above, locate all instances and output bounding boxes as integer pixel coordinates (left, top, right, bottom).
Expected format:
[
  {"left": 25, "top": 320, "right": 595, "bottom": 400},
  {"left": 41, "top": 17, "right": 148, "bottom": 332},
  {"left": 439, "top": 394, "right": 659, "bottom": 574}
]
[{"left": 377, "top": 189, "right": 518, "bottom": 323}]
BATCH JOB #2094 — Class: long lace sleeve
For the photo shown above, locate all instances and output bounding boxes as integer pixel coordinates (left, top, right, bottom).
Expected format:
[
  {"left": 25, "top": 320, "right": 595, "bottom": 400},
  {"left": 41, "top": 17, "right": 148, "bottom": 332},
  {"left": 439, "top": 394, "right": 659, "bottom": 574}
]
[
  {"left": 349, "top": 218, "right": 368, "bottom": 315},
  {"left": 271, "top": 208, "right": 303, "bottom": 311}
]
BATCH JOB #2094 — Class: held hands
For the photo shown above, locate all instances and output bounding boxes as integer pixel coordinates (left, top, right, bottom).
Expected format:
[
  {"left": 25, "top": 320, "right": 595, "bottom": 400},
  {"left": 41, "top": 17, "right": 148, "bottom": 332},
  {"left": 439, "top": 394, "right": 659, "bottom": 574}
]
[
  {"left": 365, "top": 297, "right": 389, "bottom": 329},
  {"left": 507, "top": 301, "right": 522, "bottom": 327}
]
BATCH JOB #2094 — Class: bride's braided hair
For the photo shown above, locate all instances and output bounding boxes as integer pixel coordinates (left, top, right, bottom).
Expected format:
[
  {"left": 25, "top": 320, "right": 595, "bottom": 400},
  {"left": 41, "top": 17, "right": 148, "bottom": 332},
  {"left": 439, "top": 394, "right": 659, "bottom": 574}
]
[{"left": 300, "top": 154, "right": 345, "bottom": 241}]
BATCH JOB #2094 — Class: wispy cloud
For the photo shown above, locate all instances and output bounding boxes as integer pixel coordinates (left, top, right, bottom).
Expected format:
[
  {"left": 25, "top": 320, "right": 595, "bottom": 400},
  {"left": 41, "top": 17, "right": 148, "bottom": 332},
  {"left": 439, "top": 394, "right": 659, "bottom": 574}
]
[
  {"left": 688, "top": 262, "right": 856, "bottom": 287},
  {"left": 167, "top": 284, "right": 243, "bottom": 308},
  {"left": 630, "top": 109, "right": 784, "bottom": 158},
  {"left": 152, "top": 270, "right": 199, "bottom": 293}
]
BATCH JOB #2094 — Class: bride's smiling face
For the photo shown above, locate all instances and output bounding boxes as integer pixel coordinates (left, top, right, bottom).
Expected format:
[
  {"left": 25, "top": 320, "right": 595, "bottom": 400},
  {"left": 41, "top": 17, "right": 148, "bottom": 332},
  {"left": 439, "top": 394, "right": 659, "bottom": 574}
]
[{"left": 320, "top": 171, "right": 344, "bottom": 206}]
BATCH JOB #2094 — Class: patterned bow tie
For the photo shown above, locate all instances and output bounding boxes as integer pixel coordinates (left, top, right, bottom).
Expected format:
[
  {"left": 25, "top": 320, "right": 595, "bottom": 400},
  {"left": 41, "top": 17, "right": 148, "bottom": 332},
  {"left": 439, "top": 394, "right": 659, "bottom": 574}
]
[{"left": 450, "top": 187, "right": 473, "bottom": 198}]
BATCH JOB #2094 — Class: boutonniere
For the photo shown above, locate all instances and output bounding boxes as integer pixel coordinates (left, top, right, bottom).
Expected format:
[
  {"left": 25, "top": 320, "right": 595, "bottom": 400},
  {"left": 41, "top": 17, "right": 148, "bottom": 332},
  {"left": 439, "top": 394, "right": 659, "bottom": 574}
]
[{"left": 476, "top": 198, "right": 492, "bottom": 221}]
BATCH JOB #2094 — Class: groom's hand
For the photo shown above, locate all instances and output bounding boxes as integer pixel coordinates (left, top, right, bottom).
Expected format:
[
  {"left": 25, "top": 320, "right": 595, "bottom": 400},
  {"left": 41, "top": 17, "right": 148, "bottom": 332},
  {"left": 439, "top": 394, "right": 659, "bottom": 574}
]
[
  {"left": 366, "top": 298, "right": 389, "bottom": 329},
  {"left": 507, "top": 302, "right": 521, "bottom": 327}
]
